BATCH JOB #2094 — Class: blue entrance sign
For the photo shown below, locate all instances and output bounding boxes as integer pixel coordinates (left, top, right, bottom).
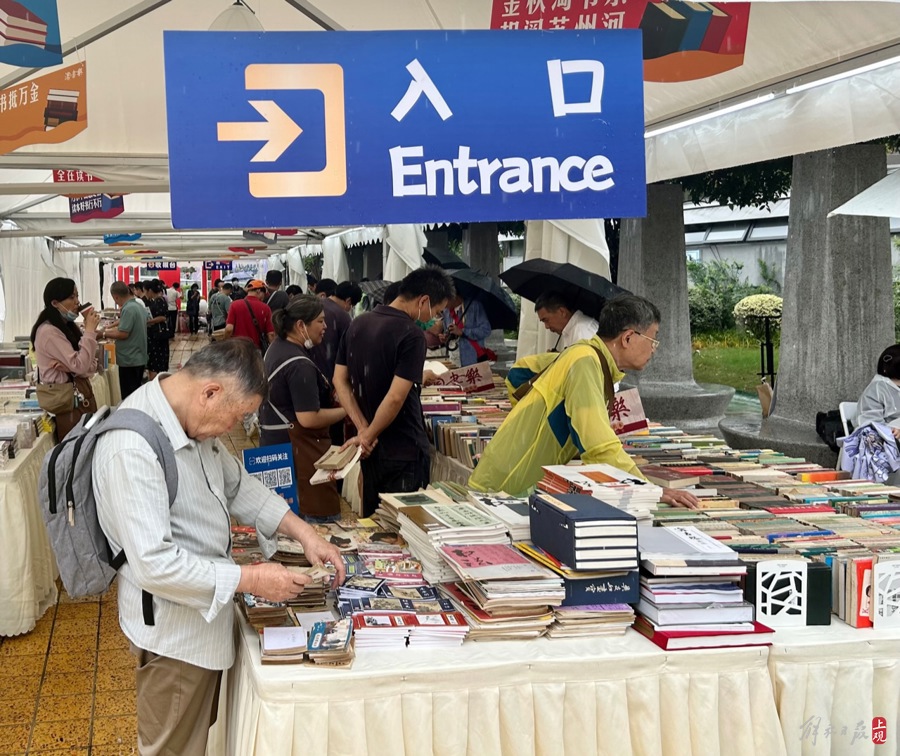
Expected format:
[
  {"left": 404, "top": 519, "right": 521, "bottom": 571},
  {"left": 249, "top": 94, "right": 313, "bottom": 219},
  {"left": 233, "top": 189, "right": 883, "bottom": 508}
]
[{"left": 164, "top": 30, "right": 646, "bottom": 228}]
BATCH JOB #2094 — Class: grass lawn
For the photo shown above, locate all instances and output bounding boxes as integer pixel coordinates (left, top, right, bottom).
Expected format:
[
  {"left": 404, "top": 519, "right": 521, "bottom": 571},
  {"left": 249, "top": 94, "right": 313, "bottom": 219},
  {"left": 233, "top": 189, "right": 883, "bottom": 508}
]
[{"left": 692, "top": 343, "right": 779, "bottom": 394}]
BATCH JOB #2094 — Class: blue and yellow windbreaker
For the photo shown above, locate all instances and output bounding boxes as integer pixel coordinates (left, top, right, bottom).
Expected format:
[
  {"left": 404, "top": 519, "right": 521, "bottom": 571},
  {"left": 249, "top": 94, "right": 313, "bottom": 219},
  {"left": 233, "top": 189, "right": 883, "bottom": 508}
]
[{"left": 468, "top": 336, "right": 642, "bottom": 496}]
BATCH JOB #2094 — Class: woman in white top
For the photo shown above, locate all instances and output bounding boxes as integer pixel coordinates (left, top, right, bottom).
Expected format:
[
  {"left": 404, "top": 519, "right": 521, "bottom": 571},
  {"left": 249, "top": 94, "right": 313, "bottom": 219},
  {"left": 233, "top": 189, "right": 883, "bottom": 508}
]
[{"left": 857, "top": 344, "right": 900, "bottom": 439}]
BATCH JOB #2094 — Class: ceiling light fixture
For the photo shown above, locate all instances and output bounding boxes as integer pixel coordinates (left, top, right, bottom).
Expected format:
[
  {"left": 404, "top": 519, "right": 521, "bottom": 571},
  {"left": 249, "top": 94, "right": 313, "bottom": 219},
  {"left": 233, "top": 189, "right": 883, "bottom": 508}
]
[
  {"left": 645, "top": 93, "right": 776, "bottom": 139},
  {"left": 209, "top": 0, "right": 264, "bottom": 31}
]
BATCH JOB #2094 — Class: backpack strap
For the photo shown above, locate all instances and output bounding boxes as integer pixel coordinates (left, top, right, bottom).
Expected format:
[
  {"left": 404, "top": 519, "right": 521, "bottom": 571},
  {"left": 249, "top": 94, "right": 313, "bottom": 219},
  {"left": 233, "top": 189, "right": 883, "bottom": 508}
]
[
  {"left": 90, "top": 408, "right": 179, "bottom": 626},
  {"left": 511, "top": 343, "right": 616, "bottom": 414},
  {"left": 244, "top": 299, "right": 268, "bottom": 354},
  {"left": 259, "top": 355, "right": 315, "bottom": 431}
]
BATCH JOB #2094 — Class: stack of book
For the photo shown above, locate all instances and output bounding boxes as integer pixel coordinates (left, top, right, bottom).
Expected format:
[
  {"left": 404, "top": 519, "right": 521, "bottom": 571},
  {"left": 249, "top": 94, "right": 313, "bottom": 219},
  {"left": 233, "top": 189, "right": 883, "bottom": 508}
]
[
  {"left": 398, "top": 503, "right": 509, "bottom": 583},
  {"left": 437, "top": 544, "right": 564, "bottom": 639},
  {"left": 238, "top": 593, "right": 289, "bottom": 631},
  {"left": 537, "top": 464, "right": 662, "bottom": 523},
  {"left": 635, "top": 526, "right": 772, "bottom": 650},
  {"left": 352, "top": 610, "right": 470, "bottom": 649},
  {"left": 526, "top": 492, "right": 640, "bottom": 630},
  {"left": 467, "top": 491, "right": 531, "bottom": 541},
  {"left": 0, "top": 1, "right": 48, "bottom": 48},
  {"left": 547, "top": 603, "right": 635, "bottom": 638},
  {"left": 372, "top": 488, "right": 457, "bottom": 532},
  {"left": 260, "top": 626, "right": 307, "bottom": 664},
  {"left": 307, "top": 618, "right": 354, "bottom": 667}
]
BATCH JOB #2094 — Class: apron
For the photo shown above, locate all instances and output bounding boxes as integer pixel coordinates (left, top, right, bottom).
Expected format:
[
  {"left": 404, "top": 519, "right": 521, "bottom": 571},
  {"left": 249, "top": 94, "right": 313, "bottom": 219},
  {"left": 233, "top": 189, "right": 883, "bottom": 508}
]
[{"left": 262, "top": 353, "right": 341, "bottom": 518}]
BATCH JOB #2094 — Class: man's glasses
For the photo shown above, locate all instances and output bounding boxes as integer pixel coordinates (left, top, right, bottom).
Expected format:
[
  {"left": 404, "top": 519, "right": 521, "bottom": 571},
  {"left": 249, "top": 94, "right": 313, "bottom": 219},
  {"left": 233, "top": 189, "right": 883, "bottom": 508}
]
[{"left": 634, "top": 331, "right": 660, "bottom": 350}]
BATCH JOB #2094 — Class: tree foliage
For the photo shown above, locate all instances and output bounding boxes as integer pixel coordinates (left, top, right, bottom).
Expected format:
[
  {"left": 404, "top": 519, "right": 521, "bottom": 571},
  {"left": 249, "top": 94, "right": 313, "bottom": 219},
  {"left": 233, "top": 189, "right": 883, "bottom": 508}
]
[{"left": 679, "top": 157, "right": 792, "bottom": 210}]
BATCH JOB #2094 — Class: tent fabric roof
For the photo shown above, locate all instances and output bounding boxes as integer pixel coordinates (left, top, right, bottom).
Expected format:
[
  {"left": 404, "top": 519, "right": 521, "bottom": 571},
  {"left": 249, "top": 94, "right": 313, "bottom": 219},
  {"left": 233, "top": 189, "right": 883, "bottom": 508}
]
[{"left": 0, "top": 0, "right": 898, "bottom": 257}]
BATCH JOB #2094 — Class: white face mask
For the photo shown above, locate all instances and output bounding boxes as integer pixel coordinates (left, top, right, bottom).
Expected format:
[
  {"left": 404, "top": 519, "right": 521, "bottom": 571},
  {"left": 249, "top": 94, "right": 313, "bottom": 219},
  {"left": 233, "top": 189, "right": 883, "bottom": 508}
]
[{"left": 301, "top": 324, "right": 313, "bottom": 350}]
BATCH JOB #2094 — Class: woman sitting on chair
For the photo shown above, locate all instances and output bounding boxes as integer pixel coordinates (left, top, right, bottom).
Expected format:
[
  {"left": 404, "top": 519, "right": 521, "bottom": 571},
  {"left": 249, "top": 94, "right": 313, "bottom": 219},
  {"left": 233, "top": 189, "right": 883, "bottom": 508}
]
[{"left": 857, "top": 344, "right": 900, "bottom": 440}]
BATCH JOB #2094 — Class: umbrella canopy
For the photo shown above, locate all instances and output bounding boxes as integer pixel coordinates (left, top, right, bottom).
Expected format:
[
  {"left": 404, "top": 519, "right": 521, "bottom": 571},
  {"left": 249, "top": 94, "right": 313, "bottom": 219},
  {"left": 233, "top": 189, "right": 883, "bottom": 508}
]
[
  {"left": 449, "top": 268, "right": 519, "bottom": 331},
  {"left": 499, "top": 260, "right": 628, "bottom": 320},
  {"left": 359, "top": 280, "right": 393, "bottom": 310},
  {"left": 423, "top": 247, "right": 469, "bottom": 270}
]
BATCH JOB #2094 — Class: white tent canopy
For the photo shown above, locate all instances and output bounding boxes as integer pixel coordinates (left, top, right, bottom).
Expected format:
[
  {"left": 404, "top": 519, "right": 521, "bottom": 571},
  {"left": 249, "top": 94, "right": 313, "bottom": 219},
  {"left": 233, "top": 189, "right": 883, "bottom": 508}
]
[
  {"left": 0, "top": 0, "right": 899, "bottom": 339},
  {"left": 829, "top": 169, "right": 900, "bottom": 219}
]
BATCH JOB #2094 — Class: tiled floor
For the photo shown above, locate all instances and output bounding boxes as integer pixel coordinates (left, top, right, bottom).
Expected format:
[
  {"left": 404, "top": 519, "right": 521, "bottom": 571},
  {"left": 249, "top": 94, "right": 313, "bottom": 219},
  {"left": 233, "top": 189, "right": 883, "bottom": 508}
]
[{"left": 0, "top": 335, "right": 255, "bottom": 755}]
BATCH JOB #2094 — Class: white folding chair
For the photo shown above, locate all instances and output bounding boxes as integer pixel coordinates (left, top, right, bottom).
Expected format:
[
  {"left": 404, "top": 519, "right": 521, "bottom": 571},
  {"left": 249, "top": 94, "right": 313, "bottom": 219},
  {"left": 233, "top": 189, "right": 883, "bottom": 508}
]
[{"left": 836, "top": 401, "right": 859, "bottom": 470}]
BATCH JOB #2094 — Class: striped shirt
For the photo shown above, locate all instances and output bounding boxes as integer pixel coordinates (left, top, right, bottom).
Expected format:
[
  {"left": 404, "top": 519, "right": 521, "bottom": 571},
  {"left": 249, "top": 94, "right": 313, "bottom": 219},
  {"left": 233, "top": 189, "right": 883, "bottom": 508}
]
[{"left": 93, "top": 375, "right": 289, "bottom": 670}]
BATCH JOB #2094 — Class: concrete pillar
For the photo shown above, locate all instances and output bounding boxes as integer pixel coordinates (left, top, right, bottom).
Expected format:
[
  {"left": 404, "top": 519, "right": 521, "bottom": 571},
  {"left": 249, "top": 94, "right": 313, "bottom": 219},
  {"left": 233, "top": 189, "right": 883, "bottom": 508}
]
[
  {"left": 618, "top": 183, "right": 733, "bottom": 427},
  {"left": 721, "top": 144, "right": 893, "bottom": 465},
  {"left": 464, "top": 222, "right": 500, "bottom": 278}
]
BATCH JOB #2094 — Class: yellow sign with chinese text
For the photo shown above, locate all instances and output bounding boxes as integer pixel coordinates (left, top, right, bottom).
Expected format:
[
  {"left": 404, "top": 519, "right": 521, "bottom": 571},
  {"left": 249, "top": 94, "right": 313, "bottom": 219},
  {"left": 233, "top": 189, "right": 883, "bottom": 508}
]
[{"left": 0, "top": 61, "right": 87, "bottom": 155}]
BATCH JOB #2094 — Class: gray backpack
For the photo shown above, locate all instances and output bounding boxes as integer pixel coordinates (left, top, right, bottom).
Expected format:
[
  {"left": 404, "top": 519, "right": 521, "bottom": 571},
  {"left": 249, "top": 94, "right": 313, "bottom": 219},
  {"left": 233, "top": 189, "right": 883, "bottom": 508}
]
[{"left": 39, "top": 407, "right": 178, "bottom": 615}]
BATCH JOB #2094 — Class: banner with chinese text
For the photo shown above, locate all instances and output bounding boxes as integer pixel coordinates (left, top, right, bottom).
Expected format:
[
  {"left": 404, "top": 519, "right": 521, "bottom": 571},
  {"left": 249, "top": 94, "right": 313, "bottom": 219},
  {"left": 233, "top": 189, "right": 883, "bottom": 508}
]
[
  {"left": 431, "top": 361, "right": 495, "bottom": 394},
  {"left": 0, "top": 0, "right": 63, "bottom": 68},
  {"left": 490, "top": 0, "right": 750, "bottom": 82},
  {"left": 0, "top": 61, "right": 86, "bottom": 154},
  {"left": 67, "top": 193, "right": 124, "bottom": 223},
  {"left": 609, "top": 387, "right": 649, "bottom": 434}
]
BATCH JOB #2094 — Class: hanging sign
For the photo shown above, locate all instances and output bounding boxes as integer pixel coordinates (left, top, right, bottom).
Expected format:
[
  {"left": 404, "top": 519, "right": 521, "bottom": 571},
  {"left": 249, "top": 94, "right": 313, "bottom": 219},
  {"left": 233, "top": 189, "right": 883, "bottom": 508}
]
[
  {"left": 0, "top": 0, "right": 63, "bottom": 68},
  {"left": 67, "top": 193, "right": 124, "bottom": 223},
  {"left": 203, "top": 261, "right": 234, "bottom": 271},
  {"left": 145, "top": 261, "right": 177, "bottom": 271},
  {"left": 0, "top": 61, "right": 86, "bottom": 155},
  {"left": 490, "top": 0, "right": 751, "bottom": 82},
  {"left": 164, "top": 30, "right": 646, "bottom": 228}
]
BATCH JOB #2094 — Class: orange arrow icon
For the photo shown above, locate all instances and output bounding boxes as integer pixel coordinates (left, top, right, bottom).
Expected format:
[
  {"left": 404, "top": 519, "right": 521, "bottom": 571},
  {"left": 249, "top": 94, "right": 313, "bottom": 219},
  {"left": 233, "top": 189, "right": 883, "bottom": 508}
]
[{"left": 217, "top": 100, "right": 303, "bottom": 163}]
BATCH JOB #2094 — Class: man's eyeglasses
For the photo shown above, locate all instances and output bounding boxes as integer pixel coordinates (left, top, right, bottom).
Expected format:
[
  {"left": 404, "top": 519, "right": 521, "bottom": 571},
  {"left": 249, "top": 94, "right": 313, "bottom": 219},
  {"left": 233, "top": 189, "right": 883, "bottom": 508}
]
[{"left": 634, "top": 331, "right": 660, "bottom": 350}]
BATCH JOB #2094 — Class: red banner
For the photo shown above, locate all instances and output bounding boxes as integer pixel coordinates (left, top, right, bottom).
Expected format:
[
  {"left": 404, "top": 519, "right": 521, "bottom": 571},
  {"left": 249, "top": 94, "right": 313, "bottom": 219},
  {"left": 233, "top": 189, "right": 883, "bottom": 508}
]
[{"left": 489, "top": 0, "right": 750, "bottom": 82}]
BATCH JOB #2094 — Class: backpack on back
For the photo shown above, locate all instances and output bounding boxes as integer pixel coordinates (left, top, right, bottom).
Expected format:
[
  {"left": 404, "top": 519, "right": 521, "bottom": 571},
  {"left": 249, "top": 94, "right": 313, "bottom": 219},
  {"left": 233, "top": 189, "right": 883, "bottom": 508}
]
[{"left": 39, "top": 407, "right": 178, "bottom": 600}]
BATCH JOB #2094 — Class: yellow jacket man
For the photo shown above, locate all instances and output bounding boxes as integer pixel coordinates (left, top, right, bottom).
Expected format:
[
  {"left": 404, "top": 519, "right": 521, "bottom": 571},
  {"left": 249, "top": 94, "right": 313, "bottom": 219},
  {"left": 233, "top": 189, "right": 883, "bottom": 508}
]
[{"left": 469, "top": 294, "right": 697, "bottom": 508}]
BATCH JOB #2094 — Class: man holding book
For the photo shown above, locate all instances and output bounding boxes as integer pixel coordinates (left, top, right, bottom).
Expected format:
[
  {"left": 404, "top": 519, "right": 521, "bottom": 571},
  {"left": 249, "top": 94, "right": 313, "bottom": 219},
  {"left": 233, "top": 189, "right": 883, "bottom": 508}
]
[
  {"left": 469, "top": 294, "right": 698, "bottom": 509},
  {"left": 93, "top": 340, "right": 345, "bottom": 756}
]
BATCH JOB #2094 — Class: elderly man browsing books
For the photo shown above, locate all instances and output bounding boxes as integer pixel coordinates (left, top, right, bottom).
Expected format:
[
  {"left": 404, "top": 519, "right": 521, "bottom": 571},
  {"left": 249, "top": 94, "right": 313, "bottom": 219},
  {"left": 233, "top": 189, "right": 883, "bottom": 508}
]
[{"left": 469, "top": 294, "right": 698, "bottom": 509}]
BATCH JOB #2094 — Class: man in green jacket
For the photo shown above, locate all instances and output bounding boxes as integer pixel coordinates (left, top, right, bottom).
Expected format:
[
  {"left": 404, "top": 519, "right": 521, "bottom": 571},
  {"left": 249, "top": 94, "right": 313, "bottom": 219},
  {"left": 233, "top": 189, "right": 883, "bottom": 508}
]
[{"left": 469, "top": 294, "right": 697, "bottom": 508}]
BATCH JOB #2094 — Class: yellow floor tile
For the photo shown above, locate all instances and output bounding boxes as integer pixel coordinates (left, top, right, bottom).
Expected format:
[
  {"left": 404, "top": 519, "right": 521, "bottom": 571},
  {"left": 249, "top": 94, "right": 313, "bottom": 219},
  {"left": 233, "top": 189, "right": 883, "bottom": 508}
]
[
  {"left": 91, "top": 745, "right": 137, "bottom": 756},
  {"left": 93, "top": 689, "right": 137, "bottom": 719},
  {"left": 35, "top": 694, "right": 94, "bottom": 723},
  {"left": 0, "top": 696, "right": 36, "bottom": 727},
  {"left": 0, "top": 676, "right": 40, "bottom": 700},
  {"left": 0, "top": 635, "right": 50, "bottom": 657},
  {"left": 29, "top": 717, "right": 91, "bottom": 751},
  {"left": 96, "top": 648, "right": 135, "bottom": 669},
  {"left": 55, "top": 603, "right": 101, "bottom": 620},
  {"left": 0, "top": 654, "right": 46, "bottom": 678},
  {"left": 0, "top": 724, "right": 29, "bottom": 752},
  {"left": 50, "top": 619, "right": 98, "bottom": 639},
  {"left": 95, "top": 667, "right": 135, "bottom": 693},
  {"left": 39, "top": 672, "right": 95, "bottom": 697},
  {"left": 91, "top": 715, "right": 138, "bottom": 748},
  {"left": 44, "top": 652, "right": 96, "bottom": 676},
  {"left": 49, "top": 635, "right": 96, "bottom": 657},
  {"left": 98, "top": 634, "right": 131, "bottom": 652}
]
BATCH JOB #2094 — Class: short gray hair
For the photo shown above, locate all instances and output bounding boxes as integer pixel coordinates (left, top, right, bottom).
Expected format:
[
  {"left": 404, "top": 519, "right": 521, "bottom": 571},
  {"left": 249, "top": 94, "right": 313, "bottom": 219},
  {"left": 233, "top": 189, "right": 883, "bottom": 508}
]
[
  {"left": 110, "top": 281, "right": 129, "bottom": 298},
  {"left": 597, "top": 294, "right": 661, "bottom": 339},
  {"left": 181, "top": 340, "right": 268, "bottom": 399}
]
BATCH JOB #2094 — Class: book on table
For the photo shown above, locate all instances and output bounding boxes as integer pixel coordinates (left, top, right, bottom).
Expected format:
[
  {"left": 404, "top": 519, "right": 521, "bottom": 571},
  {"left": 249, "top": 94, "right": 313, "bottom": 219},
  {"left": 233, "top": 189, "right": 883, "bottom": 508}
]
[
  {"left": 529, "top": 492, "right": 639, "bottom": 569},
  {"left": 633, "top": 616, "right": 775, "bottom": 651},
  {"left": 637, "top": 598, "right": 755, "bottom": 626}
]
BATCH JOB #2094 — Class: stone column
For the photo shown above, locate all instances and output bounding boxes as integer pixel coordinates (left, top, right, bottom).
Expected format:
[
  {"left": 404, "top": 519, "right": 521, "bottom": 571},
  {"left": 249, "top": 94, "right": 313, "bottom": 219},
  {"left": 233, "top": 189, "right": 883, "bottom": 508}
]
[
  {"left": 721, "top": 144, "right": 893, "bottom": 465},
  {"left": 618, "top": 183, "right": 734, "bottom": 427}
]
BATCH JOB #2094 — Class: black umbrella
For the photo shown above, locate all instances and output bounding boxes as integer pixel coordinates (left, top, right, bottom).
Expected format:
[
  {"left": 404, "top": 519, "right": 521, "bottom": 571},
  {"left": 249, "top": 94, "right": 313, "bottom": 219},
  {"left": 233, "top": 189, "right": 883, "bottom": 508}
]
[
  {"left": 359, "top": 280, "right": 393, "bottom": 310},
  {"left": 423, "top": 247, "right": 469, "bottom": 270},
  {"left": 448, "top": 268, "right": 519, "bottom": 331},
  {"left": 499, "top": 259, "right": 628, "bottom": 320}
]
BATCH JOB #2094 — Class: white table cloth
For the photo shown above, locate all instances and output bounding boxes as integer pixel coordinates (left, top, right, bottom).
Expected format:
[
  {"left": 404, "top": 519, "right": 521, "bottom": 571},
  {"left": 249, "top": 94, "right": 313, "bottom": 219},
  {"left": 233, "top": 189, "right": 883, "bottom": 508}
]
[
  {"left": 768, "top": 621, "right": 900, "bottom": 756},
  {"left": 223, "top": 607, "right": 786, "bottom": 756},
  {"left": 0, "top": 432, "right": 56, "bottom": 635}
]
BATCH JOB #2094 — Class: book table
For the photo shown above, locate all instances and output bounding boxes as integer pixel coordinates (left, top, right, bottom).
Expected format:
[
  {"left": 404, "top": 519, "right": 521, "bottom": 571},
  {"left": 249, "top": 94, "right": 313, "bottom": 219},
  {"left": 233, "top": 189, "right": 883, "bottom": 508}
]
[
  {"left": 218, "top": 606, "right": 786, "bottom": 756},
  {"left": 768, "top": 621, "right": 900, "bottom": 755},
  {"left": 0, "top": 432, "right": 56, "bottom": 636}
]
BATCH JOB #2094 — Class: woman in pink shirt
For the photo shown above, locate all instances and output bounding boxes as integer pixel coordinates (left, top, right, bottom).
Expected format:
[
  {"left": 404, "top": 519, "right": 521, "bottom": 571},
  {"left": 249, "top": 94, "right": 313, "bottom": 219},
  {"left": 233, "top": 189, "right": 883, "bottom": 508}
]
[{"left": 31, "top": 278, "right": 102, "bottom": 440}]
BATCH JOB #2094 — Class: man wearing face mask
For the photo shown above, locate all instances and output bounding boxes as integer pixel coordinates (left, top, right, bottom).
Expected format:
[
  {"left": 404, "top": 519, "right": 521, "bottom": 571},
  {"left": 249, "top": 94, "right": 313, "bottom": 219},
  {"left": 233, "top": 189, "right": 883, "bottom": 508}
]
[{"left": 334, "top": 266, "right": 454, "bottom": 516}]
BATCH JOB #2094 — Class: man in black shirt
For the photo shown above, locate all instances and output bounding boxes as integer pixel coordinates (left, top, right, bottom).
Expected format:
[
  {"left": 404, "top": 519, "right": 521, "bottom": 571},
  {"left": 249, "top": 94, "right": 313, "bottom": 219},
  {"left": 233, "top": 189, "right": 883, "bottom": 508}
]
[
  {"left": 265, "top": 270, "right": 289, "bottom": 313},
  {"left": 334, "top": 267, "right": 454, "bottom": 516}
]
